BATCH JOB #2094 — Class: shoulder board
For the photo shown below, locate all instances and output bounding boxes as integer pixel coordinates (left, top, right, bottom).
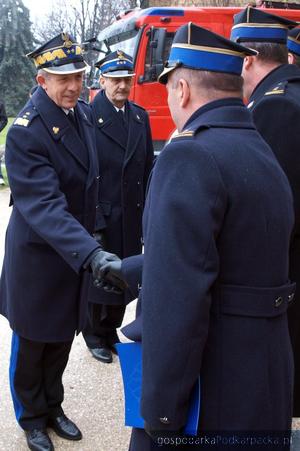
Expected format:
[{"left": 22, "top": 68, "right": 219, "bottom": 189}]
[
  {"left": 130, "top": 101, "right": 146, "bottom": 111},
  {"left": 172, "top": 130, "right": 195, "bottom": 140},
  {"left": 264, "top": 81, "right": 286, "bottom": 97},
  {"left": 13, "top": 108, "right": 38, "bottom": 128}
]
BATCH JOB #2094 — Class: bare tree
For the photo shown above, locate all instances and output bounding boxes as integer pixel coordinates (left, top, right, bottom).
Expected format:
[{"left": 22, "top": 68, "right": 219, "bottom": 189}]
[{"left": 32, "top": 0, "right": 138, "bottom": 44}]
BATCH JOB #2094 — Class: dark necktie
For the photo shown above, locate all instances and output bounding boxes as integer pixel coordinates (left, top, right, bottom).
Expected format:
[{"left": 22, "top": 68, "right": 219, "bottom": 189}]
[
  {"left": 118, "top": 109, "right": 127, "bottom": 130},
  {"left": 68, "top": 109, "right": 78, "bottom": 132}
]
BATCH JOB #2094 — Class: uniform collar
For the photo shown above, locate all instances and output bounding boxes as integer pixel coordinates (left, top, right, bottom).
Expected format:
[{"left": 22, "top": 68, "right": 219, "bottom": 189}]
[
  {"left": 183, "top": 97, "right": 254, "bottom": 132},
  {"left": 249, "top": 64, "right": 300, "bottom": 103}
]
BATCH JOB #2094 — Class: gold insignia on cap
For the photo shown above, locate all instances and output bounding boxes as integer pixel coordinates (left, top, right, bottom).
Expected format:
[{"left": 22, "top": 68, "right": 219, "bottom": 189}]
[
  {"left": 53, "top": 126, "right": 60, "bottom": 134},
  {"left": 98, "top": 118, "right": 103, "bottom": 124},
  {"left": 117, "top": 50, "right": 125, "bottom": 60},
  {"left": 62, "top": 32, "right": 73, "bottom": 49},
  {"left": 14, "top": 117, "right": 29, "bottom": 127}
]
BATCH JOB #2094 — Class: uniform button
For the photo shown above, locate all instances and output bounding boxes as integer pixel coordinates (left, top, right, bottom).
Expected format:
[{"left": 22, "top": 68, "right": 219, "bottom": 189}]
[
  {"left": 137, "top": 203, "right": 141, "bottom": 208},
  {"left": 96, "top": 204, "right": 99, "bottom": 209},
  {"left": 274, "top": 297, "right": 283, "bottom": 308},
  {"left": 288, "top": 293, "right": 295, "bottom": 303},
  {"left": 159, "top": 417, "right": 170, "bottom": 425},
  {"left": 96, "top": 175, "right": 100, "bottom": 180},
  {"left": 71, "top": 252, "right": 79, "bottom": 258},
  {"left": 137, "top": 181, "right": 141, "bottom": 185},
  {"left": 124, "top": 181, "right": 128, "bottom": 186}
]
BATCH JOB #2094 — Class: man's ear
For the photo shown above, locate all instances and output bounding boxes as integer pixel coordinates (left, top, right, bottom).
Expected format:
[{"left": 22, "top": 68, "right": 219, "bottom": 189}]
[
  {"left": 179, "top": 78, "right": 190, "bottom": 108},
  {"left": 36, "top": 73, "right": 46, "bottom": 89},
  {"left": 288, "top": 52, "right": 295, "bottom": 65},
  {"left": 99, "top": 76, "right": 106, "bottom": 89},
  {"left": 243, "top": 55, "right": 254, "bottom": 71}
]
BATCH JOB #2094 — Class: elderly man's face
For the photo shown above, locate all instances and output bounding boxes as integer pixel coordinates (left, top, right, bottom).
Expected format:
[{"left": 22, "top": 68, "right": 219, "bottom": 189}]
[
  {"left": 100, "top": 76, "right": 133, "bottom": 108},
  {"left": 37, "top": 72, "right": 84, "bottom": 109}
]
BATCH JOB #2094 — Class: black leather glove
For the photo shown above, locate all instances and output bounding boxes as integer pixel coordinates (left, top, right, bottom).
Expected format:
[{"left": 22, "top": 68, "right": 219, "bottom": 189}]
[
  {"left": 93, "top": 277, "right": 124, "bottom": 294},
  {"left": 90, "top": 249, "right": 120, "bottom": 280},
  {"left": 90, "top": 250, "right": 127, "bottom": 294},
  {"left": 99, "top": 260, "right": 123, "bottom": 281}
]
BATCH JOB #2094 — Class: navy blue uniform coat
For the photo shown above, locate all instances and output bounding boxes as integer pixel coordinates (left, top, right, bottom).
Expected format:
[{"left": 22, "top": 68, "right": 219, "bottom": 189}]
[
  {"left": 248, "top": 64, "right": 300, "bottom": 416},
  {"left": 121, "top": 98, "right": 295, "bottom": 449},
  {"left": 88, "top": 90, "right": 153, "bottom": 305},
  {"left": 0, "top": 87, "right": 100, "bottom": 342}
]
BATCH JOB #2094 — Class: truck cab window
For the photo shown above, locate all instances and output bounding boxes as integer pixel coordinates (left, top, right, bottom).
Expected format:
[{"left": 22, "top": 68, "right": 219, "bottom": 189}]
[{"left": 144, "top": 32, "right": 174, "bottom": 83}]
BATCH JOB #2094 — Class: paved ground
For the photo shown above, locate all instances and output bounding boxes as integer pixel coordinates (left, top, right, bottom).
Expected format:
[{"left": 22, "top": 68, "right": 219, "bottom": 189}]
[
  {"left": 1, "top": 185, "right": 300, "bottom": 451},
  {"left": 0, "top": 186, "right": 133, "bottom": 450}
]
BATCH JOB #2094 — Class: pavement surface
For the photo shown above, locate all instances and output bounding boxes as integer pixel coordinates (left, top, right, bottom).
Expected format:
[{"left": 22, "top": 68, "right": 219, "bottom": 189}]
[{"left": 1, "top": 185, "right": 300, "bottom": 451}]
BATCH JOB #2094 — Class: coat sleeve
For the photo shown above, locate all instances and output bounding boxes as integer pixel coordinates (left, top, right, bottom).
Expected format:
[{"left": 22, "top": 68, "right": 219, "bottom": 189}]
[
  {"left": 5, "top": 126, "right": 99, "bottom": 274},
  {"left": 252, "top": 95, "right": 300, "bottom": 230},
  {"left": 122, "top": 253, "right": 144, "bottom": 300},
  {"left": 140, "top": 140, "right": 227, "bottom": 430}
]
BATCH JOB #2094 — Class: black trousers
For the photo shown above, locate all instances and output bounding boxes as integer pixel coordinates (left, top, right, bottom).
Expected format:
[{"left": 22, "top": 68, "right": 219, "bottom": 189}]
[
  {"left": 82, "top": 302, "right": 125, "bottom": 348},
  {"left": 9, "top": 332, "right": 72, "bottom": 430}
]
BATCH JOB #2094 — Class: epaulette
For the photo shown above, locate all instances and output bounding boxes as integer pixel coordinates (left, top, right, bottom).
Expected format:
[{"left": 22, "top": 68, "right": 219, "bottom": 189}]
[
  {"left": 264, "top": 81, "right": 286, "bottom": 97},
  {"left": 13, "top": 107, "right": 38, "bottom": 128},
  {"left": 172, "top": 130, "right": 195, "bottom": 140}
]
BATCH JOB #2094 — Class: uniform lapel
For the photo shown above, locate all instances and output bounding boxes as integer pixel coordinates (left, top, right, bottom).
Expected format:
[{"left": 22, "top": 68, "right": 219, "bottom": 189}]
[
  {"left": 32, "top": 87, "right": 89, "bottom": 171},
  {"left": 92, "top": 91, "right": 127, "bottom": 150},
  {"left": 124, "top": 102, "right": 144, "bottom": 167},
  {"left": 76, "top": 101, "right": 99, "bottom": 233}
]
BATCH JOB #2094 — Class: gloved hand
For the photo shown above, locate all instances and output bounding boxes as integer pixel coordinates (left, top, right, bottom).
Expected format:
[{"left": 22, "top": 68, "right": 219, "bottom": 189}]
[
  {"left": 90, "top": 249, "right": 120, "bottom": 280},
  {"left": 90, "top": 250, "right": 127, "bottom": 294},
  {"left": 99, "top": 260, "right": 123, "bottom": 282},
  {"left": 93, "top": 277, "right": 124, "bottom": 294}
]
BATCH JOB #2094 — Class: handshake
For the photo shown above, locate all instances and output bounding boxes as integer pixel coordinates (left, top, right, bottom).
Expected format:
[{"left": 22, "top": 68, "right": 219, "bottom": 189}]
[{"left": 90, "top": 249, "right": 127, "bottom": 295}]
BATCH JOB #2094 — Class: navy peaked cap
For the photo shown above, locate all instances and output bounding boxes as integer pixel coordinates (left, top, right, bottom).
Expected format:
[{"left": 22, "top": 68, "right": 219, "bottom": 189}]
[
  {"left": 27, "top": 32, "right": 87, "bottom": 74},
  {"left": 288, "top": 28, "right": 300, "bottom": 56},
  {"left": 95, "top": 50, "right": 135, "bottom": 77},
  {"left": 158, "top": 22, "right": 257, "bottom": 84},
  {"left": 231, "top": 7, "right": 297, "bottom": 44}
]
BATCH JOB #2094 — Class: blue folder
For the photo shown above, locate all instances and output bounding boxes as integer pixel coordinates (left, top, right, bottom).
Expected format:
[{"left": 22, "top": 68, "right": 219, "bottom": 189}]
[{"left": 116, "top": 342, "right": 200, "bottom": 436}]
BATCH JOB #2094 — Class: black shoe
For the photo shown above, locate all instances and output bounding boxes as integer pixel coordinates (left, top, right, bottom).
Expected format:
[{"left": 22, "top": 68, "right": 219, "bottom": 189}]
[
  {"left": 25, "top": 429, "right": 54, "bottom": 451},
  {"left": 48, "top": 415, "right": 82, "bottom": 441},
  {"left": 89, "top": 346, "right": 112, "bottom": 363}
]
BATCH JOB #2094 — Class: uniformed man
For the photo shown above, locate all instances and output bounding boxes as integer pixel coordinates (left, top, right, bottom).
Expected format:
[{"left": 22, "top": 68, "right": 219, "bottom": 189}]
[
  {"left": 99, "top": 23, "right": 296, "bottom": 450},
  {"left": 0, "top": 33, "right": 116, "bottom": 451},
  {"left": 231, "top": 6, "right": 300, "bottom": 419},
  {"left": 287, "top": 28, "right": 300, "bottom": 66},
  {"left": 82, "top": 50, "right": 154, "bottom": 364}
]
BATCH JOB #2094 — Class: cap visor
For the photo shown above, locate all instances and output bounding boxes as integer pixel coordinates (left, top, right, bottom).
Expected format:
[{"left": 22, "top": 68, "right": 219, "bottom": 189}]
[
  {"left": 158, "top": 66, "right": 176, "bottom": 84},
  {"left": 102, "top": 70, "right": 135, "bottom": 77},
  {"left": 43, "top": 61, "right": 87, "bottom": 75}
]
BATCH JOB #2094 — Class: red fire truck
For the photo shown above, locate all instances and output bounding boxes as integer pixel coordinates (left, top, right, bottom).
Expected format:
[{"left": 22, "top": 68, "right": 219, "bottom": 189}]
[{"left": 89, "top": 6, "right": 300, "bottom": 152}]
